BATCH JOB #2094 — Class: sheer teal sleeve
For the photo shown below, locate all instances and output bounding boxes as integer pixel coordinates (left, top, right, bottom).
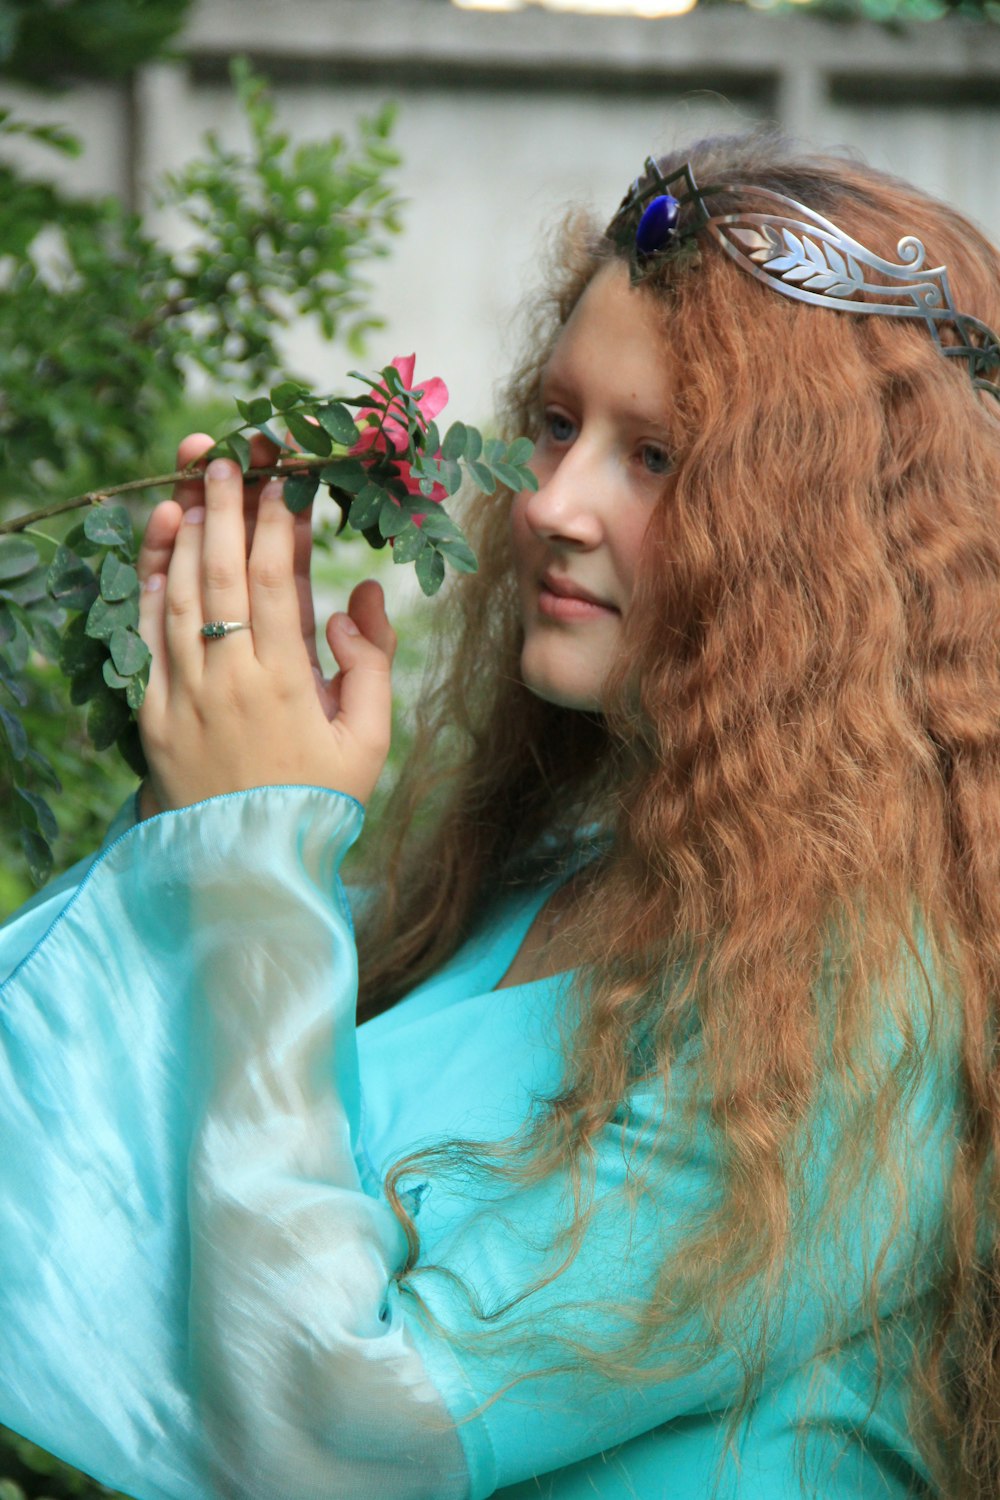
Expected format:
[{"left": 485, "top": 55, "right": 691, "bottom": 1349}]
[
  {"left": 0, "top": 785, "right": 956, "bottom": 1500},
  {"left": 0, "top": 787, "right": 468, "bottom": 1500}
]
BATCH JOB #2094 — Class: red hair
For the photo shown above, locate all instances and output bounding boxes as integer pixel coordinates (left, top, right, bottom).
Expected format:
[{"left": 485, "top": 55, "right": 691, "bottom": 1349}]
[{"left": 358, "top": 128, "right": 1000, "bottom": 1496}]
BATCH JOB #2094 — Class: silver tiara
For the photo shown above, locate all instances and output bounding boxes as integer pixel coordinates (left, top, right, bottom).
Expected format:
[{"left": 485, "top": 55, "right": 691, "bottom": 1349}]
[{"left": 606, "top": 158, "right": 1000, "bottom": 404}]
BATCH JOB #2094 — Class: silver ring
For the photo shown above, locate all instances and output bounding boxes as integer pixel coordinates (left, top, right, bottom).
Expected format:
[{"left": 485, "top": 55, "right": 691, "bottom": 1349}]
[{"left": 201, "top": 620, "right": 252, "bottom": 639}]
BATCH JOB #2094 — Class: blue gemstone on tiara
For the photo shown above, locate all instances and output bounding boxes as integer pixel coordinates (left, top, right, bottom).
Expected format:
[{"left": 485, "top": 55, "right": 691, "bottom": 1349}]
[{"left": 635, "top": 194, "right": 680, "bottom": 257}]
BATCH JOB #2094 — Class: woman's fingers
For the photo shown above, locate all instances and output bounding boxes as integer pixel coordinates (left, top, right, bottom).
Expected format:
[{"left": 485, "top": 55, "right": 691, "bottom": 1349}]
[
  {"left": 137, "top": 499, "right": 183, "bottom": 586},
  {"left": 243, "top": 432, "right": 282, "bottom": 547},
  {"left": 347, "top": 580, "right": 397, "bottom": 664},
  {"left": 137, "top": 571, "right": 169, "bottom": 720},
  {"left": 247, "top": 481, "right": 307, "bottom": 668},
  {"left": 163, "top": 505, "right": 209, "bottom": 686},
  {"left": 293, "top": 505, "right": 319, "bottom": 667},
  {"left": 326, "top": 607, "right": 394, "bottom": 764},
  {"left": 200, "top": 459, "right": 251, "bottom": 641},
  {"left": 172, "top": 433, "right": 216, "bottom": 513}
]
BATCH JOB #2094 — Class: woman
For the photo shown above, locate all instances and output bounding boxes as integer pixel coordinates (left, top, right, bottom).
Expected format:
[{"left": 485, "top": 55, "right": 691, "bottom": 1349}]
[{"left": 1, "top": 127, "right": 999, "bottom": 1499}]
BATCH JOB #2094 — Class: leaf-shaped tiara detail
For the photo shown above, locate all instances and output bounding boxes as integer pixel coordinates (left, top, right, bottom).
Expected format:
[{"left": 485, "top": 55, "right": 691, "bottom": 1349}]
[{"left": 605, "top": 159, "right": 1000, "bottom": 404}]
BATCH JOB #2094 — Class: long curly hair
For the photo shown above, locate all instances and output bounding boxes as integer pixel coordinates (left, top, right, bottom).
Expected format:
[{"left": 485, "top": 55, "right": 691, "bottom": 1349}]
[{"left": 356, "top": 128, "right": 1000, "bottom": 1496}]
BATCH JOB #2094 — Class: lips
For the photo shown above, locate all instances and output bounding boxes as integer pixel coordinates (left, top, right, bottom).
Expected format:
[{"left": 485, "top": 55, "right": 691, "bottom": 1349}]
[{"left": 537, "top": 571, "right": 618, "bottom": 622}]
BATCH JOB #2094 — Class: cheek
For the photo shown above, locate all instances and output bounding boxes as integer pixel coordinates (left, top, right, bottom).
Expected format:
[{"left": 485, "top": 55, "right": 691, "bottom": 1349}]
[
  {"left": 509, "top": 494, "right": 538, "bottom": 578},
  {"left": 615, "top": 506, "right": 657, "bottom": 594}
]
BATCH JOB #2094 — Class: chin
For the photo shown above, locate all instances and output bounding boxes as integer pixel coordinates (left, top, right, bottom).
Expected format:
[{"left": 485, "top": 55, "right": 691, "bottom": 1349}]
[{"left": 519, "top": 646, "right": 605, "bottom": 713}]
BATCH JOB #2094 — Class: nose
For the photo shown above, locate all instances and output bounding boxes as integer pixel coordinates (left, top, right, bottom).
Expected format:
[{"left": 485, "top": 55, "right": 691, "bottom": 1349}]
[{"left": 521, "top": 439, "right": 607, "bottom": 550}]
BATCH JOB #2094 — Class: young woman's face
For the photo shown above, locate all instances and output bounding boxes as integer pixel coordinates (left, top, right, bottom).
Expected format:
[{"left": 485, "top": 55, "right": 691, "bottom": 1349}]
[{"left": 510, "top": 262, "right": 676, "bottom": 712}]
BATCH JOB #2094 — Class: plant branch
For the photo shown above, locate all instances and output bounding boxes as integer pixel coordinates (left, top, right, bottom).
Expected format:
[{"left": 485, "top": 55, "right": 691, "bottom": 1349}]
[{"left": 0, "top": 458, "right": 329, "bottom": 535}]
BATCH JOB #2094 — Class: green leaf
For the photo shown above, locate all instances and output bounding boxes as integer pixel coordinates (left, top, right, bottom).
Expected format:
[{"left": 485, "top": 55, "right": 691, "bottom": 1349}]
[
  {"left": 245, "top": 396, "right": 273, "bottom": 425},
  {"left": 0, "top": 564, "right": 48, "bottom": 610},
  {"left": 0, "top": 605, "right": 30, "bottom": 671},
  {"left": 421, "top": 421, "right": 441, "bottom": 456},
  {"left": 416, "top": 510, "right": 465, "bottom": 545},
  {"left": 87, "top": 689, "right": 130, "bottom": 751},
  {"left": 0, "top": 655, "right": 28, "bottom": 707},
  {"left": 441, "top": 421, "right": 467, "bottom": 462},
  {"left": 117, "top": 719, "right": 148, "bottom": 777},
  {"left": 285, "top": 410, "right": 332, "bottom": 456},
  {"left": 492, "top": 462, "right": 527, "bottom": 491},
  {"left": 515, "top": 466, "right": 539, "bottom": 493},
  {"left": 20, "top": 826, "right": 53, "bottom": 888},
  {"left": 507, "top": 437, "right": 534, "bottom": 466},
  {"left": 70, "top": 666, "right": 104, "bottom": 707},
  {"left": 0, "top": 705, "right": 27, "bottom": 760},
  {"left": 467, "top": 459, "right": 496, "bottom": 495},
  {"left": 270, "top": 380, "right": 308, "bottom": 410},
  {"left": 0, "top": 536, "right": 40, "bottom": 582},
  {"left": 415, "top": 548, "right": 446, "bottom": 596},
  {"left": 103, "top": 660, "right": 132, "bottom": 692},
  {"left": 348, "top": 484, "right": 384, "bottom": 531},
  {"left": 63, "top": 522, "right": 103, "bottom": 557},
  {"left": 484, "top": 437, "right": 505, "bottom": 464},
  {"left": 391, "top": 524, "right": 424, "bottom": 563},
  {"left": 316, "top": 402, "right": 360, "bottom": 445},
  {"left": 211, "top": 432, "right": 252, "bottom": 471},
  {"left": 109, "top": 625, "right": 151, "bottom": 676},
  {"left": 380, "top": 363, "right": 405, "bottom": 396},
  {"left": 59, "top": 614, "right": 105, "bottom": 674},
  {"left": 86, "top": 594, "right": 138, "bottom": 642},
  {"left": 100, "top": 552, "right": 139, "bottom": 602},
  {"left": 251, "top": 421, "right": 295, "bottom": 450},
  {"left": 465, "top": 427, "right": 483, "bottom": 462},
  {"left": 437, "top": 538, "right": 479, "bottom": 574},
  {"left": 47, "top": 546, "right": 99, "bottom": 610},
  {"left": 16, "top": 787, "right": 58, "bottom": 843},
  {"left": 84, "top": 505, "right": 134, "bottom": 552},
  {"left": 378, "top": 498, "right": 408, "bottom": 538},
  {"left": 126, "top": 674, "right": 147, "bottom": 713},
  {"left": 24, "top": 746, "right": 62, "bottom": 795},
  {"left": 283, "top": 474, "right": 319, "bottom": 513},
  {"left": 319, "top": 458, "right": 367, "bottom": 494},
  {"left": 440, "top": 460, "right": 463, "bottom": 496},
  {"left": 25, "top": 614, "right": 61, "bottom": 662}
]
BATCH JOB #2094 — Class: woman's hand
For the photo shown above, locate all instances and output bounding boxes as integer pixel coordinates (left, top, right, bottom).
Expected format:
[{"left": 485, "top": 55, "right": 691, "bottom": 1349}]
[{"left": 135, "top": 440, "right": 396, "bottom": 814}]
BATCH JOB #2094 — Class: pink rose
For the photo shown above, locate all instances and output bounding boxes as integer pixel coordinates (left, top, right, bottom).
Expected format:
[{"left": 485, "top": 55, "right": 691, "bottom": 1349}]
[
  {"left": 351, "top": 354, "right": 448, "bottom": 459},
  {"left": 352, "top": 353, "right": 449, "bottom": 509}
]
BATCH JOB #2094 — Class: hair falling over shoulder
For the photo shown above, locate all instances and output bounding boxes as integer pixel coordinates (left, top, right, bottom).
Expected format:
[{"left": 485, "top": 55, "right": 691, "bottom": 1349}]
[{"left": 356, "top": 127, "right": 1000, "bottom": 1497}]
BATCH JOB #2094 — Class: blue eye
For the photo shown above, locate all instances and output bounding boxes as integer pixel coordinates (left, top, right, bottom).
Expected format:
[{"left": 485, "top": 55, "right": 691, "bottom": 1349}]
[
  {"left": 641, "top": 444, "right": 673, "bottom": 476},
  {"left": 544, "top": 411, "right": 576, "bottom": 443}
]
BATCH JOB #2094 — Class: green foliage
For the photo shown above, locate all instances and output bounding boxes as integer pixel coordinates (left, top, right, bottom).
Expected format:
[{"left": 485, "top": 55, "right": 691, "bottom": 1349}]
[
  {"left": 0, "top": 366, "right": 537, "bottom": 897},
  {"left": 200, "top": 372, "right": 536, "bottom": 594},
  {"left": 0, "top": 0, "right": 191, "bottom": 86},
  {"left": 0, "top": 59, "right": 403, "bottom": 503},
  {"left": 162, "top": 60, "right": 403, "bottom": 367},
  {"left": 0, "top": 1426, "right": 126, "bottom": 1499},
  {"left": 0, "top": 61, "right": 410, "bottom": 905}
]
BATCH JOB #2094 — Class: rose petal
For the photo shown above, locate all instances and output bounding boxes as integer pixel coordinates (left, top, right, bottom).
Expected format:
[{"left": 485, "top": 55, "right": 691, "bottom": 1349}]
[
  {"left": 349, "top": 357, "right": 449, "bottom": 461},
  {"left": 415, "top": 375, "right": 449, "bottom": 424},
  {"left": 391, "top": 353, "right": 417, "bottom": 388},
  {"left": 396, "top": 458, "right": 447, "bottom": 504}
]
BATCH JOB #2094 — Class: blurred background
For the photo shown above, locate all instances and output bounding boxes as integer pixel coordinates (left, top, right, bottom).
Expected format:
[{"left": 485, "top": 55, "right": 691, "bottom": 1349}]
[
  {"left": 4, "top": 0, "right": 998, "bottom": 421},
  {"left": 0, "top": 0, "right": 997, "bottom": 1492}
]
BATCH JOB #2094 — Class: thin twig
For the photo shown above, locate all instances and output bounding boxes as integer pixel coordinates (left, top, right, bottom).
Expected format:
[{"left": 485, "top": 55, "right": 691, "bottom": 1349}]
[{"left": 0, "top": 458, "right": 326, "bottom": 536}]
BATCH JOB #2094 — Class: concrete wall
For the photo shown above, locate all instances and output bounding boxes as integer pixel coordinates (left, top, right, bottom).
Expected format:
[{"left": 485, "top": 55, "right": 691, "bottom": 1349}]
[{"left": 3, "top": 0, "right": 999, "bottom": 425}]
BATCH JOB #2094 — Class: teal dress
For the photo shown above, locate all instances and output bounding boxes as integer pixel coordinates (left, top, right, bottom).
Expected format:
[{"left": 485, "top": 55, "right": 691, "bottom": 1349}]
[{"left": 0, "top": 787, "right": 951, "bottom": 1498}]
